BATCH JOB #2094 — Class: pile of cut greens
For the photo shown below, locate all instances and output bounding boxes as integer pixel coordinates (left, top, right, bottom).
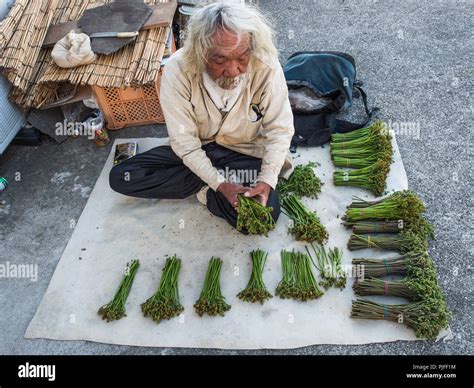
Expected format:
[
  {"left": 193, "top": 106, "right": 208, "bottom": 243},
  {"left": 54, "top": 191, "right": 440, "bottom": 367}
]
[
  {"left": 141, "top": 256, "right": 184, "bottom": 324},
  {"left": 194, "top": 257, "right": 231, "bottom": 317},
  {"left": 281, "top": 194, "right": 328, "bottom": 243},
  {"left": 236, "top": 194, "right": 275, "bottom": 236},
  {"left": 342, "top": 190, "right": 434, "bottom": 253},
  {"left": 275, "top": 249, "right": 324, "bottom": 301},
  {"left": 330, "top": 120, "right": 393, "bottom": 196},
  {"left": 237, "top": 249, "right": 273, "bottom": 304},
  {"left": 98, "top": 259, "right": 140, "bottom": 322},
  {"left": 306, "top": 244, "right": 347, "bottom": 290},
  {"left": 277, "top": 162, "right": 323, "bottom": 198}
]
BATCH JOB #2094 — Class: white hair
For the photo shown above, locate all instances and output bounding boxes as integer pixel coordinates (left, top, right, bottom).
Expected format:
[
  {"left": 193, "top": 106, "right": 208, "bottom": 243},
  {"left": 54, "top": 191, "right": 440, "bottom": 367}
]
[{"left": 181, "top": 2, "right": 278, "bottom": 74}]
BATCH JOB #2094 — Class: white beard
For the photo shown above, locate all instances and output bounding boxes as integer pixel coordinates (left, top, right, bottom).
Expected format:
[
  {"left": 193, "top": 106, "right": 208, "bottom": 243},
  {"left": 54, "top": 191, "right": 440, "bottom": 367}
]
[{"left": 215, "top": 73, "right": 246, "bottom": 90}]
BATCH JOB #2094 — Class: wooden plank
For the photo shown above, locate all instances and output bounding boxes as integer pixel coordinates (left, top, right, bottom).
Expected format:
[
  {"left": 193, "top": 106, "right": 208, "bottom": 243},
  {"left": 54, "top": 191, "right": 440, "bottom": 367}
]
[
  {"left": 42, "top": 1, "right": 177, "bottom": 48},
  {"left": 141, "top": 1, "right": 177, "bottom": 30}
]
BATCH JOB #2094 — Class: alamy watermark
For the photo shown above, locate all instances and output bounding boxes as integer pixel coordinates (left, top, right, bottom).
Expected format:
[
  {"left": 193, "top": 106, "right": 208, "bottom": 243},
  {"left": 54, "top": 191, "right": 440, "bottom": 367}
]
[
  {"left": 217, "top": 166, "right": 259, "bottom": 186},
  {"left": 0, "top": 261, "right": 38, "bottom": 282},
  {"left": 383, "top": 119, "right": 421, "bottom": 140},
  {"left": 55, "top": 120, "right": 95, "bottom": 140}
]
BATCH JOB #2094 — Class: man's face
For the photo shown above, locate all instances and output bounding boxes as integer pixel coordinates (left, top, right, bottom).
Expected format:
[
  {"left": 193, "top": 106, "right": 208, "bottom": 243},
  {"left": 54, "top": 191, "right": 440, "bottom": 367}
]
[{"left": 206, "top": 29, "right": 251, "bottom": 90}]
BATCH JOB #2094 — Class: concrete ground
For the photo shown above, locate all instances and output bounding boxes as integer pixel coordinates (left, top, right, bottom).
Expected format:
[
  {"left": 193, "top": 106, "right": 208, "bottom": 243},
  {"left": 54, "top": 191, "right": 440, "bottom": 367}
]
[{"left": 0, "top": 0, "right": 472, "bottom": 355}]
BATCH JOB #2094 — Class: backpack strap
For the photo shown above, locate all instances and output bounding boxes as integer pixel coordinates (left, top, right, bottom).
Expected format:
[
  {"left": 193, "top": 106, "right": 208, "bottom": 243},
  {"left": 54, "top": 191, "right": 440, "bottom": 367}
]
[{"left": 334, "top": 85, "right": 380, "bottom": 133}]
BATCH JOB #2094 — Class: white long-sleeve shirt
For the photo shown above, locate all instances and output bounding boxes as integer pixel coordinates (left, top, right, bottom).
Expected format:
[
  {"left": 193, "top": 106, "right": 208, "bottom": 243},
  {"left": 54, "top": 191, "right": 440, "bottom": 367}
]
[{"left": 159, "top": 48, "right": 295, "bottom": 191}]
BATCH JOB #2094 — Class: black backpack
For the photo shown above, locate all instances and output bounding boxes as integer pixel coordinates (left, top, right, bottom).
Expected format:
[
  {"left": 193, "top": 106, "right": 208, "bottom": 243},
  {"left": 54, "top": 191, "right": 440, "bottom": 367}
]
[{"left": 283, "top": 51, "right": 378, "bottom": 152}]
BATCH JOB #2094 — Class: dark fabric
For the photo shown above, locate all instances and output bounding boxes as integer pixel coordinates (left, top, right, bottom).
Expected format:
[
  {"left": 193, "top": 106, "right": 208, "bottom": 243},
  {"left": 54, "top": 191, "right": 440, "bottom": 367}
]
[
  {"left": 284, "top": 52, "right": 357, "bottom": 110},
  {"left": 284, "top": 51, "right": 377, "bottom": 149},
  {"left": 109, "top": 142, "right": 281, "bottom": 233}
]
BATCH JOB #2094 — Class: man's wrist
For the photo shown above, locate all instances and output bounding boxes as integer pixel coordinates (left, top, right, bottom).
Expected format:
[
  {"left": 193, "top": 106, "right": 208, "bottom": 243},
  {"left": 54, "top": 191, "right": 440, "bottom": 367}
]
[{"left": 256, "top": 180, "right": 273, "bottom": 190}]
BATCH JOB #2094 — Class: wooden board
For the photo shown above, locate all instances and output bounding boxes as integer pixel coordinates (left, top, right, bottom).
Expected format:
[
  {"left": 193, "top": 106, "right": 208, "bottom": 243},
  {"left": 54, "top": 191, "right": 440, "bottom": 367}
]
[{"left": 42, "top": 1, "right": 177, "bottom": 48}]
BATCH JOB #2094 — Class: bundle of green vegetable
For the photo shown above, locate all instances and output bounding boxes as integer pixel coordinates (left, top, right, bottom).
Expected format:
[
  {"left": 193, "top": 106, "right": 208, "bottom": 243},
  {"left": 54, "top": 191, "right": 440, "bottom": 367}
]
[
  {"left": 141, "top": 256, "right": 184, "bottom": 324},
  {"left": 344, "top": 190, "right": 434, "bottom": 255},
  {"left": 352, "top": 251, "right": 434, "bottom": 278},
  {"left": 351, "top": 297, "right": 451, "bottom": 340},
  {"left": 194, "top": 257, "right": 231, "bottom": 317},
  {"left": 236, "top": 194, "right": 275, "bottom": 236},
  {"left": 98, "top": 259, "right": 140, "bottom": 322},
  {"left": 348, "top": 218, "right": 434, "bottom": 240},
  {"left": 237, "top": 249, "right": 272, "bottom": 304},
  {"left": 306, "top": 244, "right": 346, "bottom": 290},
  {"left": 353, "top": 275, "right": 441, "bottom": 302},
  {"left": 330, "top": 121, "right": 393, "bottom": 196},
  {"left": 275, "top": 250, "right": 324, "bottom": 301},
  {"left": 333, "top": 159, "right": 391, "bottom": 197},
  {"left": 353, "top": 252, "right": 441, "bottom": 302},
  {"left": 344, "top": 190, "right": 427, "bottom": 223},
  {"left": 348, "top": 231, "right": 428, "bottom": 253},
  {"left": 331, "top": 120, "right": 388, "bottom": 143},
  {"left": 277, "top": 162, "right": 323, "bottom": 198},
  {"left": 281, "top": 194, "right": 328, "bottom": 243},
  {"left": 275, "top": 250, "right": 296, "bottom": 299}
]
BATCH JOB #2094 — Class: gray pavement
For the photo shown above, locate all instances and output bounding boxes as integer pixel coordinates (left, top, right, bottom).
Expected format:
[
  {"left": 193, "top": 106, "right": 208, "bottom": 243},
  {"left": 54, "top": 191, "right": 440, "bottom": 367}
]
[{"left": 0, "top": 0, "right": 472, "bottom": 355}]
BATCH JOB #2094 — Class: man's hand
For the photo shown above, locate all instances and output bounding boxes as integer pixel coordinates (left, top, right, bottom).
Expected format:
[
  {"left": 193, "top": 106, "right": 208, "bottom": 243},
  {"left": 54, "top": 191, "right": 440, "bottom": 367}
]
[
  {"left": 217, "top": 182, "right": 250, "bottom": 208},
  {"left": 244, "top": 181, "right": 272, "bottom": 206}
]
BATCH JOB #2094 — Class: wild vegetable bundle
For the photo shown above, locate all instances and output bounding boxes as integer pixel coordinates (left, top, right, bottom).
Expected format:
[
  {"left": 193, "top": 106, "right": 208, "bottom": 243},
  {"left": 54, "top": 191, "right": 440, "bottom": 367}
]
[
  {"left": 141, "top": 256, "right": 184, "bottom": 324},
  {"left": 98, "top": 259, "right": 140, "bottom": 322},
  {"left": 194, "top": 257, "right": 231, "bottom": 317},
  {"left": 275, "top": 250, "right": 324, "bottom": 301},
  {"left": 343, "top": 191, "right": 434, "bottom": 254},
  {"left": 351, "top": 297, "right": 451, "bottom": 340},
  {"left": 333, "top": 160, "right": 391, "bottom": 197},
  {"left": 281, "top": 194, "right": 328, "bottom": 243},
  {"left": 353, "top": 253, "right": 440, "bottom": 301},
  {"left": 344, "top": 190, "right": 427, "bottom": 222},
  {"left": 306, "top": 244, "right": 347, "bottom": 290},
  {"left": 352, "top": 251, "right": 434, "bottom": 278},
  {"left": 277, "top": 162, "right": 323, "bottom": 198},
  {"left": 237, "top": 249, "right": 273, "bottom": 304},
  {"left": 353, "top": 275, "right": 440, "bottom": 302},
  {"left": 347, "top": 231, "right": 428, "bottom": 253},
  {"left": 236, "top": 194, "right": 275, "bottom": 236},
  {"left": 348, "top": 218, "right": 434, "bottom": 240},
  {"left": 350, "top": 251, "right": 451, "bottom": 339},
  {"left": 330, "top": 121, "right": 393, "bottom": 196}
]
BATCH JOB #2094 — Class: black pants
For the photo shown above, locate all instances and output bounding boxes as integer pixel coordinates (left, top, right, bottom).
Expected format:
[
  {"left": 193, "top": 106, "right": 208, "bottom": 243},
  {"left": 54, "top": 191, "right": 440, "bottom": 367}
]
[{"left": 109, "top": 142, "right": 280, "bottom": 233}]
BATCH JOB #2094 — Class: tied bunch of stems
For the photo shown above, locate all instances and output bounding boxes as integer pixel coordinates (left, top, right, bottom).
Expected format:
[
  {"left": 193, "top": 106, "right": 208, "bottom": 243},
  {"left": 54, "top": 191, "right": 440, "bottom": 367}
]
[
  {"left": 347, "top": 231, "right": 428, "bottom": 253},
  {"left": 194, "top": 257, "right": 231, "bottom": 317},
  {"left": 237, "top": 249, "right": 273, "bottom": 304},
  {"left": 277, "top": 162, "right": 323, "bottom": 199},
  {"left": 351, "top": 252, "right": 452, "bottom": 339},
  {"left": 347, "top": 218, "right": 434, "bottom": 240},
  {"left": 344, "top": 190, "right": 427, "bottom": 222},
  {"left": 351, "top": 297, "right": 451, "bottom": 340},
  {"left": 330, "top": 121, "right": 393, "bottom": 196},
  {"left": 141, "top": 256, "right": 184, "bottom": 324},
  {"left": 275, "top": 250, "right": 324, "bottom": 301},
  {"left": 281, "top": 194, "right": 328, "bottom": 243},
  {"left": 344, "top": 190, "right": 434, "bottom": 254},
  {"left": 353, "top": 274, "right": 441, "bottom": 302},
  {"left": 98, "top": 259, "right": 140, "bottom": 322},
  {"left": 236, "top": 194, "right": 275, "bottom": 236},
  {"left": 333, "top": 160, "right": 391, "bottom": 197},
  {"left": 306, "top": 244, "right": 347, "bottom": 290},
  {"left": 353, "top": 252, "right": 440, "bottom": 301},
  {"left": 352, "top": 251, "right": 434, "bottom": 278}
]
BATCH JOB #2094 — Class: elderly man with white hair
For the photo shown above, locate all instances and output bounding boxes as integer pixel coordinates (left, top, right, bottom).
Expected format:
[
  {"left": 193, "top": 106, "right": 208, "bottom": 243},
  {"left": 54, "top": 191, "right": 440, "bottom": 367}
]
[{"left": 109, "top": 2, "right": 294, "bottom": 233}]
